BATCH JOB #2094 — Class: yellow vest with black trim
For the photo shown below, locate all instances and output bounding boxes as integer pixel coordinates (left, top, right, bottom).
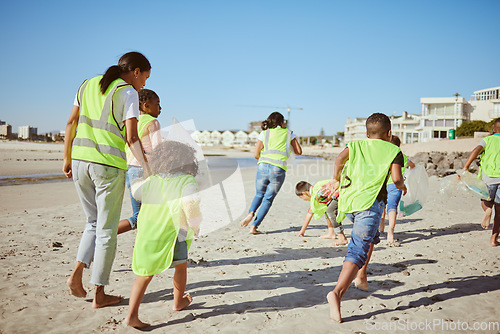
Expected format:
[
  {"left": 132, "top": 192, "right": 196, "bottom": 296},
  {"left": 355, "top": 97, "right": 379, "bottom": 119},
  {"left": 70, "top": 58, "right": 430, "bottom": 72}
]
[
  {"left": 479, "top": 134, "right": 500, "bottom": 178},
  {"left": 132, "top": 174, "right": 197, "bottom": 276},
  {"left": 258, "top": 127, "right": 292, "bottom": 171},
  {"left": 72, "top": 76, "right": 132, "bottom": 169},
  {"left": 337, "top": 139, "right": 401, "bottom": 223}
]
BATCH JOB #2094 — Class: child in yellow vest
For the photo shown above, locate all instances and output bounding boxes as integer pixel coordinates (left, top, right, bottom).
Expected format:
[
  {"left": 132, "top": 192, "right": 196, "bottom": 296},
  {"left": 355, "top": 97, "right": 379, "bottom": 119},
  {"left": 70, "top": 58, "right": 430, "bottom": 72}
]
[
  {"left": 295, "top": 180, "right": 348, "bottom": 246},
  {"left": 462, "top": 117, "right": 500, "bottom": 247},
  {"left": 124, "top": 141, "right": 202, "bottom": 328},
  {"left": 323, "top": 113, "right": 407, "bottom": 323},
  {"left": 118, "top": 89, "right": 163, "bottom": 234}
]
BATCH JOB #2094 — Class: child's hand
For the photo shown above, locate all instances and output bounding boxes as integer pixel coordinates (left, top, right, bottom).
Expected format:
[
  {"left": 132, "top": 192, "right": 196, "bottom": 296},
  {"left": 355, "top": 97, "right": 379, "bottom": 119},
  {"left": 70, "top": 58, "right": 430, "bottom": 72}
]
[
  {"left": 298, "top": 231, "right": 305, "bottom": 237},
  {"left": 321, "top": 180, "right": 340, "bottom": 200},
  {"left": 401, "top": 184, "right": 407, "bottom": 195}
]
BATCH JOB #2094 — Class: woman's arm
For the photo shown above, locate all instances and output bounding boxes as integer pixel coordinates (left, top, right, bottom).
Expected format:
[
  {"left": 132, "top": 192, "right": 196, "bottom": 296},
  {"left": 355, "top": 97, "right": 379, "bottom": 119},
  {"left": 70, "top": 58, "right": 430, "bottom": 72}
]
[{"left": 62, "top": 105, "right": 80, "bottom": 178}]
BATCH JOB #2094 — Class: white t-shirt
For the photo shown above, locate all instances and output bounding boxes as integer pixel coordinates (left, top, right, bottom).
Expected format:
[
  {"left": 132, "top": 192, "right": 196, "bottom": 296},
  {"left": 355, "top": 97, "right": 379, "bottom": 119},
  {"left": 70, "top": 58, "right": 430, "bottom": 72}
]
[{"left": 73, "top": 85, "right": 140, "bottom": 129}]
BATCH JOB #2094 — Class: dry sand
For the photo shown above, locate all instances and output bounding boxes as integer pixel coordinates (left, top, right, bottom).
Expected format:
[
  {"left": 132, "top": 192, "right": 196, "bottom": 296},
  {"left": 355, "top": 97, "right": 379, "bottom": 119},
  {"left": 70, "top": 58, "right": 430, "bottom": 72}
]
[{"left": 0, "top": 139, "right": 499, "bottom": 333}]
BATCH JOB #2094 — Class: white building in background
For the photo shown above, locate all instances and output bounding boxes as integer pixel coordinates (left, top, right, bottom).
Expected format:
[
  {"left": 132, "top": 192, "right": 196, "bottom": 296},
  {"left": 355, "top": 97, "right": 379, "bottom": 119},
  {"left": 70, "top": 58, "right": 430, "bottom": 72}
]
[
  {"left": 221, "top": 131, "right": 235, "bottom": 146},
  {"left": 390, "top": 112, "right": 421, "bottom": 144},
  {"left": 248, "top": 130, "right": 260, "bottom": 144},
  {"left": 344, "top": 117, "right": 368, "bottom": 143},
  {"left": 234, "top": 131, "right": 248, "bottom": 145},
  {"left": 419, "top": 96, "right": 470, "bottom": 141},
  {"left": 18, "top": 126, "right": 37, "bottom": 140},
  {"left": 209, "top": 130, "right": 222, "bottom": 145},
  {"left": 191, "top": 130, "right": 202, "bottom": 144},
  {"left": 469, "top": 86, "right": 500, "bottom": 121}
]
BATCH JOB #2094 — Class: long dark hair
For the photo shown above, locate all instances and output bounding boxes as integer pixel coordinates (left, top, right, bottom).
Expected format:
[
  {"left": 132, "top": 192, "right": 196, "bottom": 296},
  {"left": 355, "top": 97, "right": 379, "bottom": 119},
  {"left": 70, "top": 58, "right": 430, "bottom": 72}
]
[
  {"left": 261, "top": 112, "right": 285, "bottom": 130},
  {"left": 99, "top": 52, "right": 151, "bottom": 94}
]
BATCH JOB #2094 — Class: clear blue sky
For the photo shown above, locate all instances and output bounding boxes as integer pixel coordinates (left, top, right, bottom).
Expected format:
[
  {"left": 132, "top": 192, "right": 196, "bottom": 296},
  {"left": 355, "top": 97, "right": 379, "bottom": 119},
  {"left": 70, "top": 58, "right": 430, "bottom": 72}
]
[{"left": 1, "top": 0, "right": 499, "bottom": 136}]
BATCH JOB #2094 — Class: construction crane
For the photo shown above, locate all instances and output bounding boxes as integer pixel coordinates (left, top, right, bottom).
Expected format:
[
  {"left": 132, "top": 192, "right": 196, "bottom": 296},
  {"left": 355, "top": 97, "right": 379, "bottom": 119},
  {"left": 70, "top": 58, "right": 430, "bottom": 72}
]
[{"left": 238, "top": 105, "right": 303, "bottom": 129}]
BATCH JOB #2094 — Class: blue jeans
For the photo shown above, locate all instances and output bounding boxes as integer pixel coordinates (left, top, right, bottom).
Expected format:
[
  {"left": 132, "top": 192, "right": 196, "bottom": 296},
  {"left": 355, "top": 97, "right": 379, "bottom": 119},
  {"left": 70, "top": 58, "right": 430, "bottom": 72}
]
[
  {"left": 126, "top": 165, "right": 144, "bottom": 229},
  {"left": 386, "top": 183, "right": 403, "bottom": 213},
  {"left": 249, "top": 163, "right": 286, "bottom": 228},
  {"left": 72, "top": 160, "right": 126, "bottom": 286},
  {"left": 485, "top": 183, "right": 500, "bottom": 205},
  {"left": 345, "top": 200, "right": 384, "bottom": 268}
]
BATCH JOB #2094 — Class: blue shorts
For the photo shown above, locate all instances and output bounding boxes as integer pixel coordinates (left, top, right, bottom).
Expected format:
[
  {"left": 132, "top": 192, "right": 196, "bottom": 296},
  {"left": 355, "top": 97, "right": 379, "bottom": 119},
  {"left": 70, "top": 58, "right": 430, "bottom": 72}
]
[
  {"left": 484, "top": 183, "right": 500, "bottom": 205},
  {"left": 171, "top": 240, "right": 188, "bottom": 267},
  {"left": 345, "top": 200, "right": 384, "bottom": 268},
  {"left": 386, "top": 183, "right": 403, "bottom": 213}
]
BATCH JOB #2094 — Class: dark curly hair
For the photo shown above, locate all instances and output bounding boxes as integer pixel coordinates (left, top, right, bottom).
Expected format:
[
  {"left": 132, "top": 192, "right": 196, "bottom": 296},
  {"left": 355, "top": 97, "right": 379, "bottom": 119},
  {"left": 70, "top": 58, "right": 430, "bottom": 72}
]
[
  {"left": 149, "top": 141, "right": 199, "bottom": 177},
  {"left": 261, "top": 112, "right": 285, "bottom": 130},
  {"left": 138, "top": 89, "right": 159, "bottom": 112},
  {"left": 366, "top": 112, "right": 392, "bottom": 137}
]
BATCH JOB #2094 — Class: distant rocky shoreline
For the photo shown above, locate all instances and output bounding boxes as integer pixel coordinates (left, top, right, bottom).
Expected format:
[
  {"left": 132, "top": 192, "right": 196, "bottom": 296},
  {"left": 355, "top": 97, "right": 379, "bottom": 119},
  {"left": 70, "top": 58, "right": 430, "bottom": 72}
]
[{"left": 305, "top": 151, "right": 477, "bottom": 177}]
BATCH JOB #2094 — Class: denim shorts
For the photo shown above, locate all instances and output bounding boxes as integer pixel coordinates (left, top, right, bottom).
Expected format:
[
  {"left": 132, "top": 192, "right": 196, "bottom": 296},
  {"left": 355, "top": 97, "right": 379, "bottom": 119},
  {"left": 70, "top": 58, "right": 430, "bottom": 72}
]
[
  {"left": 171, "top": 240, "right": 188, "bottom": 267},
  {"left": 386, "top": 183, "right": 403, "bottom": 213},
  {"left": 345, "top": 200, "right": 384, "bottom": 269},
  {"left": 485, "top": 183, "right": 500, "bottom": 205}
]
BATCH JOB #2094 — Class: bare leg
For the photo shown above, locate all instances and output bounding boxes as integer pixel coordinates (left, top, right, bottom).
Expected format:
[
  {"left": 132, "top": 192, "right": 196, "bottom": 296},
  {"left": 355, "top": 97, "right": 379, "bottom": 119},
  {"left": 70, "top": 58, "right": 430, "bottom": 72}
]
[
  {"left": 124, "top": 275, "right": 153, "bottom": 328},
  {"left": 92, "top": 285, "right": 122, "bottom": 309},
  {"left": 491, "top": 204, "right": 499, "bottom": 247},
  {"left": 387, "top": 211, "right": 397, "bottom": 243},
  {"left": 327, "top": 261, "right": 360, "bottom": 323},
  {"left": 173, "top": 262, "right": 192, "bottom": 311},
  {"left": 379, "top": 209, "right": 386, "bottom": 233},
  {"left": 321, "top": 217, "right": 337, "bottom": 239},
  {"left": 354, "top": 243, "right": 374, "bottom": 290},
  {"left": 240, "top": 212, "right": 254, "bottom": 227},
  {"left": 118, "top": 219, "right": 133, "bottom": 234},
  {"left": 67, "top": 261, "right": 87, "bottom": 298},
  {"left": 481, "top": 201, "right": 493, "bottom": 230}
]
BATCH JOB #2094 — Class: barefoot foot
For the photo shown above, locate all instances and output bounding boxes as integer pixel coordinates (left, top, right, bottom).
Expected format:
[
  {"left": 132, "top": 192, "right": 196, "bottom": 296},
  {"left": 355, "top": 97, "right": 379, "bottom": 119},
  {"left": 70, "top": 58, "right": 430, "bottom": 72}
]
[
  {"left": 320, "top": 233, "right": 336, "bottom": 239},
  {"left": 491, "top": 235, "right": 499, "bottom": 247},
  {"left": 332, "top": 239, "right": 348, "bottom": 247},
  {"left": 173, "top": 293, "right": 193, "bottom": 311},
  {"left": 354, "top": 277, "right": 369, "bottom": 290},
  {"left": 481, "top": 208, "right": 492, "bottom": 229},
  {"left": 123, "top": 317, "right": 150, "bottom": 329},
  {"left": 92, "top": 293, "right": 122, "bottom": 309},
  {"left": 326, "top": 291, "right": 342, "bottom": 323},
  {"left": 240, "top": 213, "right": 254, "bottom": 227},
  {"left": 249, "top": 226, "right": 261, "bottom": 235},
  {"left": 67, "top": 277, "right": 86, "bottom": 298}
]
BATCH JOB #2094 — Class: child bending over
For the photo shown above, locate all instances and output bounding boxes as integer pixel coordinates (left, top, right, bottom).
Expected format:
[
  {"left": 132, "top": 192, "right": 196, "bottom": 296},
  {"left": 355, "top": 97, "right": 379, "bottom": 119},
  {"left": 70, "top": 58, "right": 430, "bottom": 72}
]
[{"left": 295, "top": 180, "right": 348, "bottom": 246}]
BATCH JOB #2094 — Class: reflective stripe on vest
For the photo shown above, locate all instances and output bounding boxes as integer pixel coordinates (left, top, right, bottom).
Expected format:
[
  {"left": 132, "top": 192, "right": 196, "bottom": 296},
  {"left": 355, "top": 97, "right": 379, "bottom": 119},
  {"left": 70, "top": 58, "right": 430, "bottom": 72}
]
[
  {"left": 72, "top": 76, "right": 131, "bottom": 169},
  {"left": 258, "top": 128, "right": 291, "bottom": 169}
]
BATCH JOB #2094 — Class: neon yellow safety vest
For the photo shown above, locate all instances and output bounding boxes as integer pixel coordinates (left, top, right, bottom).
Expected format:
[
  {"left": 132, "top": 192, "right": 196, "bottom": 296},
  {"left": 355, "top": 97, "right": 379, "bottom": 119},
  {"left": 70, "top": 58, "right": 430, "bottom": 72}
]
[
  {"left": 132, "top": 174, "right": 198, "bottom": 276},
  {"left": 258, "top": 127, "right": 292, "bottom": 171},
  {"left": 125, "top": 113, "right": 156, "bottom": 158},
  {"left": 72, "top": 76, "right": 132, "bottom": 169},
  {"left": 337, "top": 139, "right": 401, "bottom": 223},
  {"left": 310, "top": 179, "right": 331, "bottom": 220},
  {"left": 387, "top": 153, "right": 408, "bottom": 184},
  {"left": 479, "top": 134, "right": 500, "bottom": 178}
]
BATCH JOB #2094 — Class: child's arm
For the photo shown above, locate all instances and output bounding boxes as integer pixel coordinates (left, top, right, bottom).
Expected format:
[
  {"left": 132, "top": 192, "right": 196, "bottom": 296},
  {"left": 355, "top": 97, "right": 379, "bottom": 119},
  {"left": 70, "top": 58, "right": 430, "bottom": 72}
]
[
  {"left": 462, "top": 145, "right": 484, "bottom": 172},
  {"left": 254, "top": 140, "right": 264, "bottom": 159},
  {"left": 182, "top": 184, "right": 202, "bottom": 236},
  {"left": 298, "top": 209, "right": 314, "bottom": 237},
  {"left": 146, "top": 119, "right": 162, "bottom": 150},
  {"left": 390, "top": 163, "right": 407, "bottom": 195},
  {"left": 291, "top": 138, "right": 302, "bottom": 155},
  {"left": 322, "top": 147, "right": 349, "bottom": 196}
]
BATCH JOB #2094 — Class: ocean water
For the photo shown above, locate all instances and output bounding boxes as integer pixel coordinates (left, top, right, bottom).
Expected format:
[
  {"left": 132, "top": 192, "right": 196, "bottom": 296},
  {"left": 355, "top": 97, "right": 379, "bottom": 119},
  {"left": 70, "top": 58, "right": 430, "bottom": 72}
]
[{"left": 0, "top": 156, "right": 323, "bottom": 186}]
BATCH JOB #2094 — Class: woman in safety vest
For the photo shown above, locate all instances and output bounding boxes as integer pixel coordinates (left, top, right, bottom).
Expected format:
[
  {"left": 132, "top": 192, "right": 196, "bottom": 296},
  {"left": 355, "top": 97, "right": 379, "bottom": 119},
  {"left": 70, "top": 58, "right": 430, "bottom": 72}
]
[
  {"left": 63, "top": 52, "right": 152, "bottom": 308},
  {"left": 240, "top": 112, "right": 302, "bottom": 234}
]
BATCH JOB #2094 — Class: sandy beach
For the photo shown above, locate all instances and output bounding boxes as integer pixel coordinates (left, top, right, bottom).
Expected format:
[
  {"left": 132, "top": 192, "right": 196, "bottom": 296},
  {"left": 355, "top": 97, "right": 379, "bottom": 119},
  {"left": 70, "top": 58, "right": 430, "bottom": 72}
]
[{"left": 0, "top": 139, "right": 499, "bottom": 333}]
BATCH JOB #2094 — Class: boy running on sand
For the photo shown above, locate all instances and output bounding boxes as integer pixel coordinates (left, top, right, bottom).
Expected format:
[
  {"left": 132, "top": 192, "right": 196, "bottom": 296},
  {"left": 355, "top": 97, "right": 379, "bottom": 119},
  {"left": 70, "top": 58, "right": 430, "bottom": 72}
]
[
  {"left": 462, "top": 117, "right": 500, "bottom": 247},
  {"left": 295, "top": 180, "right": 348, "bottom": 246},
  {"left": 323, "top": 113, "right": 407, "bottom": 322}
]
